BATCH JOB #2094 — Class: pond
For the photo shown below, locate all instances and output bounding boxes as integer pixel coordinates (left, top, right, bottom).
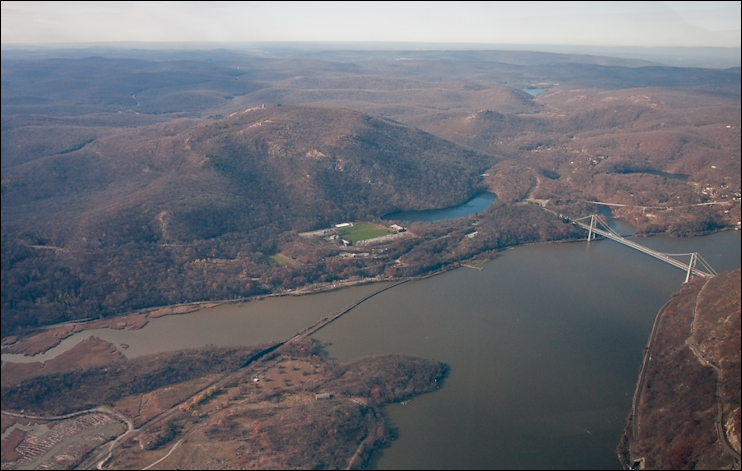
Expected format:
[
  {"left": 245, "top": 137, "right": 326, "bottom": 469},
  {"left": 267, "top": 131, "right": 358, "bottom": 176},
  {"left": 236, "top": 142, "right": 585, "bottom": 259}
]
[{"left": 382, "top": 192, "right": 497, "bottom": 222}]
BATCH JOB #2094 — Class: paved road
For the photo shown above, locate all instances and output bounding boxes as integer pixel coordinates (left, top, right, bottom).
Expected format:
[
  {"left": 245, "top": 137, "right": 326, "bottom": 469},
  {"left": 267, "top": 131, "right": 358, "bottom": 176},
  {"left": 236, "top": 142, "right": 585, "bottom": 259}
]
[
  {"left": 626, "top": 279, "right": 740, "bottom": 469},
  {"left": 687, "top": 282, "right": 741, "bottom": 466}
]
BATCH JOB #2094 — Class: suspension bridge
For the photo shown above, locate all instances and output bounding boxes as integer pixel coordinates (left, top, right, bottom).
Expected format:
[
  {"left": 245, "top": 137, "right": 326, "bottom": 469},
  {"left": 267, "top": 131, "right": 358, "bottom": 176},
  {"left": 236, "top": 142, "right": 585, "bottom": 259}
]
[{"left": 572, "top": 215, "right": 717, "bottom": 282}]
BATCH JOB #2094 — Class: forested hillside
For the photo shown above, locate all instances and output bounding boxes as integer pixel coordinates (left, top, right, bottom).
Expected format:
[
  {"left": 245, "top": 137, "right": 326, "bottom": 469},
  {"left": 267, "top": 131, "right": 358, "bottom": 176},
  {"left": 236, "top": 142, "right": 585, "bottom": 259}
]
[{"left": 2, "top": 48, "right": 739, "bottom": 335}]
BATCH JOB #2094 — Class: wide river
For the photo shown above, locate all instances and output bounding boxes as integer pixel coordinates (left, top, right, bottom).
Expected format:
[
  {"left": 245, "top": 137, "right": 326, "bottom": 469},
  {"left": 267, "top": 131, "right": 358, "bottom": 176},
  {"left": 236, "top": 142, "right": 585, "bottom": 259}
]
[{"left": 3, "top": 228, "right": 740, "bottom": 469}]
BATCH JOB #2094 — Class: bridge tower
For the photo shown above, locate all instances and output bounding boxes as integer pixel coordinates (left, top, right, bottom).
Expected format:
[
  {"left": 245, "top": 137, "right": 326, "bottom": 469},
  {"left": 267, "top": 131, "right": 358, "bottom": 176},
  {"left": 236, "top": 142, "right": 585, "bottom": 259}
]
[
  {"left": 587, "top": 214, "right": 596, "bottom": 242},
  {"left": 684, "top": 253, "right": 697, "bottom": 283}
]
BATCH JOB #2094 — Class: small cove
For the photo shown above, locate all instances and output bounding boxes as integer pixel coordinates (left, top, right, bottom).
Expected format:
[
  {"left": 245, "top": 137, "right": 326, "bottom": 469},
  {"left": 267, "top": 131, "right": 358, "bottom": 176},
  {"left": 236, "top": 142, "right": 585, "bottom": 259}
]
[{"left": 2, "top": 221, "right": 739, "bottom": 469}]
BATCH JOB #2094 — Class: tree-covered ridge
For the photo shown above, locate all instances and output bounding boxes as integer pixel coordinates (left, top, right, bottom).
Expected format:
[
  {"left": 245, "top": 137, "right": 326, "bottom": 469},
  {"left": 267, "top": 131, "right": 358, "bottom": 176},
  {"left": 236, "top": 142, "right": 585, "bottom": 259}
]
[
  {"left": 0, "top": 105, "right": 496, "bottom": 334},
  {"left": 2, "top": 49, "right": 739, "bottom": 336}
]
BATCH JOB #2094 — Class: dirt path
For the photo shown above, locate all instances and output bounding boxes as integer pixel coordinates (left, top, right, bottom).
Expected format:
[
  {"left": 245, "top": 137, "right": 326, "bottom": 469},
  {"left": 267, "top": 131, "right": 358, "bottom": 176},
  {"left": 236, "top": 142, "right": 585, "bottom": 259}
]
[
  {"left": 141, "top": 437, "right": 185, "bottom": 470},
  {"left": 523, "top": 167, "right": 541, "bottom": 201},
  {"left": 346, "top": 433, "right": 370, "bottom": 470}
]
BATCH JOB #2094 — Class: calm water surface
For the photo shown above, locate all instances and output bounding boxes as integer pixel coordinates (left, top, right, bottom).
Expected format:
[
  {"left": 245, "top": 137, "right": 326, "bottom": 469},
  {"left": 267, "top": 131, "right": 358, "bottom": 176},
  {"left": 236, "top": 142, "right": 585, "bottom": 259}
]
[
  {"left": 2, "top": 283, "right": 390, "bottom": 362},
  {"left": 313, "top": 230, "right": 741, "bottom": 470},
  {"left": 3, "top": 227, "right": 740, "bottom": 470},
  {"left": 382, "top": 192, "right": 496, "bottom": 222}
]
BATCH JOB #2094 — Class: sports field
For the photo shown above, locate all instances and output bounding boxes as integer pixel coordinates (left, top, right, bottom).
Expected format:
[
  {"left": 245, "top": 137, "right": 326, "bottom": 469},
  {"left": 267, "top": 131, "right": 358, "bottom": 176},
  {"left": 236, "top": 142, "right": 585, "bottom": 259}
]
[
  {"left": 338, "top": 223, "right": 391, "bottom": 243},
  {"left": 269, "top": 253, "right": 293, "bottom": 265}
]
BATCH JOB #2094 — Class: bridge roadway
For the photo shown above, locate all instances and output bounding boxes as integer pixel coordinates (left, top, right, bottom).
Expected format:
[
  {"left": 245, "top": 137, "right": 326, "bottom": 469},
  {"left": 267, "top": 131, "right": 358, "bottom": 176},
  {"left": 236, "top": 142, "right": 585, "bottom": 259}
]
[{"left": 573, "top": 221, "right": 714, "bottom": 278}]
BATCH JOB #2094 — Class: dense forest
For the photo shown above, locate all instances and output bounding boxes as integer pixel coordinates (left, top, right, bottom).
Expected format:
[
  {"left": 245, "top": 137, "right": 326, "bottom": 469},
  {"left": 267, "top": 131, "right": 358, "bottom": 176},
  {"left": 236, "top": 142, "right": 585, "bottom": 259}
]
[
  {"left": 618, "top": 269, "right": 741, "bottom": 469},
  {"left": 2, "top": 49, "right": 739, "bottom": 336},
  {"left": 1, "top": 197, "right": 582, "bottom": 334}
]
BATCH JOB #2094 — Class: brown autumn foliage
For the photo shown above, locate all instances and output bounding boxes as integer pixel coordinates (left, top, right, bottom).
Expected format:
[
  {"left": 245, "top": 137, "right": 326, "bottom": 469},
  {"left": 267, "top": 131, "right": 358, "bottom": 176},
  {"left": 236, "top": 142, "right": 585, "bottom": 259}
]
[
  {"left": 1, "top": 336, "right": 447, "bottom": 470},
  {"left": 2, "top": 50, "right": 739, "bottom": 338},
  {"left": 618, "top": 269, "right": 741, "bottom": 469},
  {"left": 0, "top": 344, "right": 275, "bottom": 415}
]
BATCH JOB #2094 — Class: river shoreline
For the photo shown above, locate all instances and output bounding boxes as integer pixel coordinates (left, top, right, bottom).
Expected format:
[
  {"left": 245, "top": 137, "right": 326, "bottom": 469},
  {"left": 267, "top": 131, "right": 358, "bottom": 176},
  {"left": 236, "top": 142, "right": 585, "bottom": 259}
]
[
  {"left": 0, "top": 233, "right": 575, "bottom": 357},
  {"left": 3, "top": 224, "right": 738, "bottom": 360},
  {"left": 3, "top": 228, "right": 740, "bottom": 470}
]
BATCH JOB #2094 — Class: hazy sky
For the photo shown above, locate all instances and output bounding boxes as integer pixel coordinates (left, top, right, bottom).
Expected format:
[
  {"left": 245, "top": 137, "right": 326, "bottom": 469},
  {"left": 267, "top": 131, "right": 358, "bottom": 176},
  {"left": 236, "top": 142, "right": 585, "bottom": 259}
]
[{"left": 1, "top": 1, "right": 740, "bottom": 47}]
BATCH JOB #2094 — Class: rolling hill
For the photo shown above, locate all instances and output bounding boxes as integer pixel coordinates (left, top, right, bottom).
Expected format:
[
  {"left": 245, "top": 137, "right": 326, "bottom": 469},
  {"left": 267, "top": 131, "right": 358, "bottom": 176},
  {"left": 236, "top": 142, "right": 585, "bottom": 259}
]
[
  {"left": 2, "top": 105, "right": 491, "bottom": 245},
  {"left": 1, "top": 47, "right": 739, "bottom": 334},
  {"left": 1, "top": 105, "right": 493, "bottom": 333}
]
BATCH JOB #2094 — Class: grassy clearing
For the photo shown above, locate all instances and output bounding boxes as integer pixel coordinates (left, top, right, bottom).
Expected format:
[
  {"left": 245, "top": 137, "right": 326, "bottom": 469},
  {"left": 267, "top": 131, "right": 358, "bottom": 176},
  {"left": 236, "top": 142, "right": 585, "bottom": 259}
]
[
  {"left": 339, "top": 223, "right": 391, "bottom": 243},
  {"left": 269, "top": 254, "right": 293, "bottom": 266}
]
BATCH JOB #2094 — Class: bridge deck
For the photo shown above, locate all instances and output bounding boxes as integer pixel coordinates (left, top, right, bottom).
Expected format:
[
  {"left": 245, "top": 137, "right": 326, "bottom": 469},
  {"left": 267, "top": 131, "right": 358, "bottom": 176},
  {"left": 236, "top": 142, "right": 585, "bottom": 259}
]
[{"left": 573, "top": 221, "right": 714, "bottom": 278}]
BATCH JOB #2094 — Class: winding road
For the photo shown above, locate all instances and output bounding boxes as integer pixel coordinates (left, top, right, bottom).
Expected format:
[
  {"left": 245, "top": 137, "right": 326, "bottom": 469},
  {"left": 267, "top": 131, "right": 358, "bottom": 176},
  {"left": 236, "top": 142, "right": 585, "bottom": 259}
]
[
  {"left": 626, "top": 278, "right": 740, "bottom": 469},
  {"left": 687, "top": 281, "right": 741, "bottom": 467}
]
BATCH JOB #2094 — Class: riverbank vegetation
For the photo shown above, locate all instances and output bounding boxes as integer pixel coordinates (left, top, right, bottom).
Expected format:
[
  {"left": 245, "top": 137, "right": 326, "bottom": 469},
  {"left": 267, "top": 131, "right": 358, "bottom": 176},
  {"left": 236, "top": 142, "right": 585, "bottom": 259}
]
[
  {"left": 2, "top": 49, "right": 739, "bottom": 337},
  {"left": 1, "top": 337, "right": 447, "bottom": 470},
  {"left": 618, "top": 269, "right": 740, "bottom": 469},
  {"left": 1, "top": 198, "right": 582, "bottom": 335},
  {"left": 1, "top": 344, "right": 275, "bottom": 416}
]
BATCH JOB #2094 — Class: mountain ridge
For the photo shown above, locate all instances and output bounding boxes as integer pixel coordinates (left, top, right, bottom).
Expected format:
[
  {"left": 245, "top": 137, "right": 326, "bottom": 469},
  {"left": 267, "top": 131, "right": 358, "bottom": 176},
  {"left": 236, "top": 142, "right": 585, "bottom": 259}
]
[{"left": 2, "top": 105, "right": 492, "bottom": 246}]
